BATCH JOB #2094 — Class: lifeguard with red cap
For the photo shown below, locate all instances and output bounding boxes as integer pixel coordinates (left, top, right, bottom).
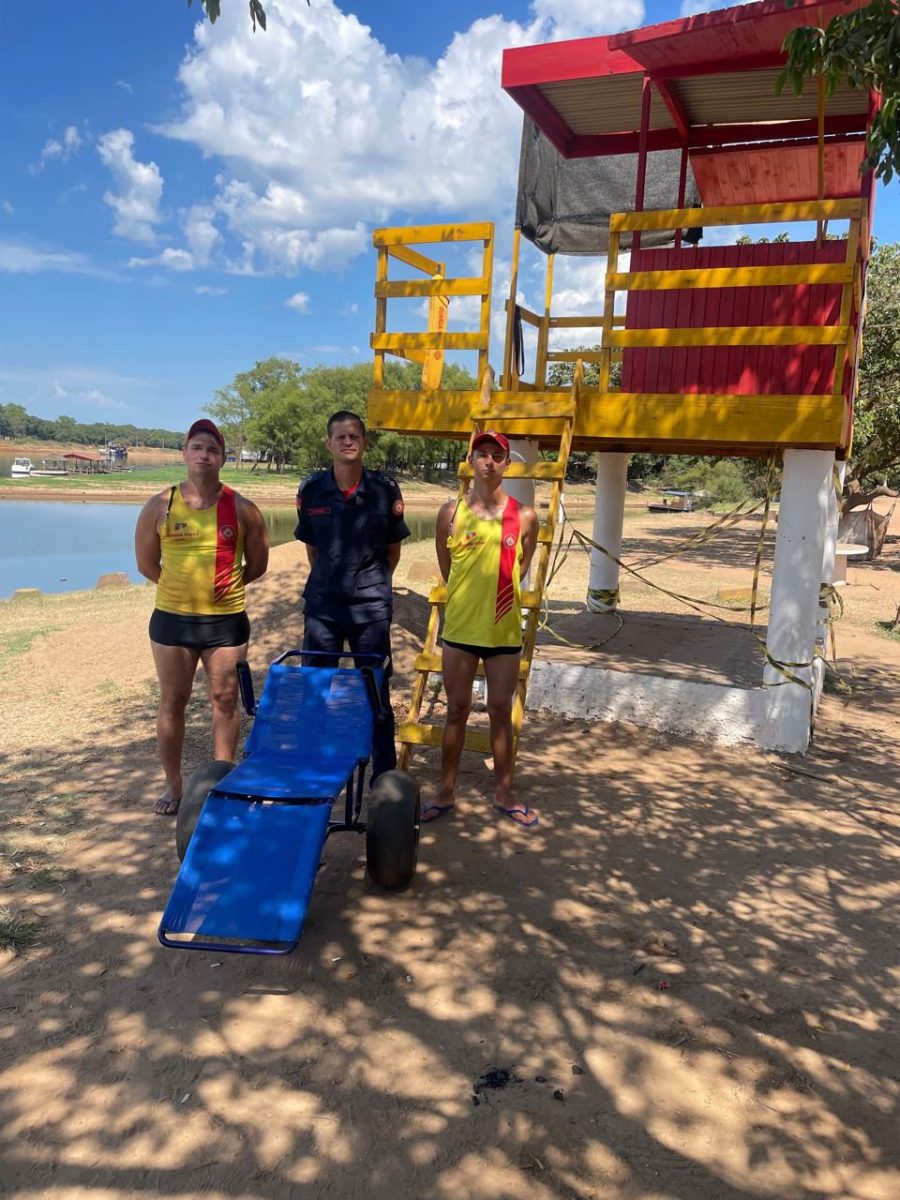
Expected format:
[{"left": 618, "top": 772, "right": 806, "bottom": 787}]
[
  {"left": 424, "top": 429, "right": 540, "bottom": 828},
  {"left": 135, "top": 418, "right": 269, "bottom": 816}
]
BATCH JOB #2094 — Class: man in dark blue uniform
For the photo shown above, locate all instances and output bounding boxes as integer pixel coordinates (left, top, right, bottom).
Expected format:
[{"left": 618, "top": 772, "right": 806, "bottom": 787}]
[{"left": 295, "top": 410, "right": 410, "bottom": 780}]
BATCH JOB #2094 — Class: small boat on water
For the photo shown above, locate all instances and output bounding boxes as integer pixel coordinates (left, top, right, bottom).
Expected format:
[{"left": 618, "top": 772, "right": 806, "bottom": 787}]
[
  {"left": 31, "top": 458, "right": 67, "bottom": 477},
  {"left": 11, "top": 457, "right": 33, "bottom": 477}
]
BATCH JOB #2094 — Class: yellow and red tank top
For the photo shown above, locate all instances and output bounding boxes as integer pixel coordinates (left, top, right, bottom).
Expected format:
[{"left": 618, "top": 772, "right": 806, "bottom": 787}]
[
  {"left": 443, "top": 495, "right": 523, "bottom": 648},
  {"left": 155, "top": 484, "right": 246, "bottom": 616}
]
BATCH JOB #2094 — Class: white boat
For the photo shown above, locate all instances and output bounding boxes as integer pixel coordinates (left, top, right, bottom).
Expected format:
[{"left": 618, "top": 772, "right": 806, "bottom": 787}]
[
  {"left": 11, "top": 456, "right": 33, "bottom": 477},
  {"left": 31, "top": 458, "right": 68, "bottom": 477}
]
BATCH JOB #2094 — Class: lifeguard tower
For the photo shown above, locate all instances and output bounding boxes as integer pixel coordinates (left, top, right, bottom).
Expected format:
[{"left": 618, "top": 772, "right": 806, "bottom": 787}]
[{"left": 368, "top": 0, "right": 877, "bottom": 756}]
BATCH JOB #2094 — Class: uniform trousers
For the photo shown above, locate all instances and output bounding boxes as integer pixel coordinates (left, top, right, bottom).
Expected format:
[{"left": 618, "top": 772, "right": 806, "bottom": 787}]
[{"left": 303, "top": 613, "right": 397, "bottom": 781}]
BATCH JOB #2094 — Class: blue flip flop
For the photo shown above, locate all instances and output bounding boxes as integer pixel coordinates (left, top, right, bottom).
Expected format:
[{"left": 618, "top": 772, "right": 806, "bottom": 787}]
[
  {"left": 495, "top": 805, "right": 539, "bottom": 828},
  {"left": 421, "top": 803, "right": 455, "bottom": 824}
]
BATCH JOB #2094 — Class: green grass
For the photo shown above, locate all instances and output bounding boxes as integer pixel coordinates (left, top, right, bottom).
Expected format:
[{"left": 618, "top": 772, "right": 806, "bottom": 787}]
[
  {"left": 0, "top": 907, "right": 40, "bottom": 954},
  {"left": 2, "top": 626, "right": 59, "bottom": 656}
]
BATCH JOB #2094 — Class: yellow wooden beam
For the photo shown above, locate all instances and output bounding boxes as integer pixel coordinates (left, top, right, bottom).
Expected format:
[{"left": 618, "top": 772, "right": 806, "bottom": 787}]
[
  {"left": 610, "top": 198, "right": 865, "bottom": 233},
  {"left": 546, "top": 350, "right": 605, "bottom": 363},
  {"left": 608, "top": 325, "right": 850, "bottom": 348},
  {"left": 414, "top": 652, "right": 529, "bottom": 679},
  {"left": 373, "top": 222, "right": 494, "bottom": 246},
  {"left": 384, "top": 243, "right": 444, "bottom": 276},
  {"left": 477, "top": 398, "right": 577, "bottom": 420},
  {"left": 367, "top": 388, "right": 848, "bottom": 450},
  {"left": 511, "top": 305, "right": 543, "bottom": 328},
  {"left": 548, "top": 315, "right": 604, "bottom": 328},
  {"left": 371, "top": 331, "right": 487, "bottom": 352},
  {"left": 397, "top": 721, "right": 491, "bottom": 754},
  {"left": 375, "top": 277, "right": 489, "bottom": 298},
  {"left": 458, "top": 461, "right": 566, "bottom": 481},
  {"left": 608, "top": 263, "right": 853, "bottom": 291}
]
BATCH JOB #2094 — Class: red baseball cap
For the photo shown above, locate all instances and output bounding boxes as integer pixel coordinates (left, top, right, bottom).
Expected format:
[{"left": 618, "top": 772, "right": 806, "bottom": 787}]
[
  {"left": 185, "top": 418, "right": 225, "bottom": 452},
  {"left": 470, "top": 429, "right": 510, "bottom": 456}
]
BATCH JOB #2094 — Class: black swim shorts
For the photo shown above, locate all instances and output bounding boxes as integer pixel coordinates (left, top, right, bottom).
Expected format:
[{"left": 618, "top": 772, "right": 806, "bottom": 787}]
[
  {"left": 149, "top": 609, "right": 250, "bottom": 650},
  {"left": 441, "top": 638, "right": 522, "bottom": 660}
]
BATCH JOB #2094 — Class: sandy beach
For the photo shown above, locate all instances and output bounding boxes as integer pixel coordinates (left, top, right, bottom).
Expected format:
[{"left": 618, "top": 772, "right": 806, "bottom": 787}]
[{"left": 1, "top": 505, "right": 898, "bottom": 1199}]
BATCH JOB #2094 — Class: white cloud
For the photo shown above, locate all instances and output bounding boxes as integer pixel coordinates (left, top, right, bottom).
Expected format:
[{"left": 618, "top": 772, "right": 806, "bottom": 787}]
[
  {"left": 284, "top": 291, "right": 310, "bottom": 312},
  {"left": 340, "top": 301, "right": 358, "bottom": 317},
  {"left": 97, "top": 128, "right": 164, "bottom": 242},
  {"left": 182, "top": 203, "right": 222, "bottom": 266},
  {"left": 196, "top": 284, "right": 228, "bottom": 295},
  {"left": 2, "top": 200, "right": 13, "bottom": 215},
  {"left": 116, "top": 79, "right": 134, "bottom": 94},
  {"left": 158, "top": 0, "right": 643, "bottom": 276},
  {"left": 532, "top": 0, "right": 643, "bottom": 41},
  {"left": 680, "top": 0, "right": 754, "bottom": 15},
  {"left": 30, "top": 125, "right": 83, "bottom": 173},
  {"left": 0, "top": 238, "right": 114, "bottom": 278},
  {"left": 128, "top": 247, "right": 194, "bottom": 271},
  {"left": 0, "top": 364, "right": 150, "bottom": 417}
]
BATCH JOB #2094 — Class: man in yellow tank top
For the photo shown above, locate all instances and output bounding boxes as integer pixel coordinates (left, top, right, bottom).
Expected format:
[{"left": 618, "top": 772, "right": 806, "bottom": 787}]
[
  {"left": 135, "top": 419, "right": 269, "bottom": 816},
  {"left": 423, "top": 430, "right": 539, "bottom": 827}
]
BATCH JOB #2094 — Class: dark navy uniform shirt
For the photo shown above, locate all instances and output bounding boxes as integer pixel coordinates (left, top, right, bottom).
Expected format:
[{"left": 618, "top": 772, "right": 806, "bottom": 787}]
[{"left": 295, "top": 467, "right": 411, "bottom": 624}]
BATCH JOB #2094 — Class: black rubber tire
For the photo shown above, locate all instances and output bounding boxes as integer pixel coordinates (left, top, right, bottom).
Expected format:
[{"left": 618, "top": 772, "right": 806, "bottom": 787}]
[
  {"left": 366, "top": 770, "right": 420, "bottom": 890},
  {"left": 176, "top": 760, "right": 234, "bottom": 862}
]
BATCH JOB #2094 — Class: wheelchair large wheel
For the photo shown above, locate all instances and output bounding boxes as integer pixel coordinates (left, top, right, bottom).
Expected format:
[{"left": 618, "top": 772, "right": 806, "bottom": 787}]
[
  {"left": 176, "top": 760, "right": 233, "bottom": 862},
  {"left": 366, "top": 770, "right": 420, "bottom": 890}
]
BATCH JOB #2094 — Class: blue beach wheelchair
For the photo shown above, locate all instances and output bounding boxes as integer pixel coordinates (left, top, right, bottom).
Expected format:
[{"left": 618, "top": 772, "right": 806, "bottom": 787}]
[{"left": 158, "top": 651, "right": 420, "bottom": 955}]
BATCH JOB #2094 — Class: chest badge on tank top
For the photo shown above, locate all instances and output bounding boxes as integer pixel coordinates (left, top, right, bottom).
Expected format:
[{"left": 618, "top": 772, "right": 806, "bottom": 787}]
[{"left": 221, "top": 525, "right": 236, "bottom": 541}]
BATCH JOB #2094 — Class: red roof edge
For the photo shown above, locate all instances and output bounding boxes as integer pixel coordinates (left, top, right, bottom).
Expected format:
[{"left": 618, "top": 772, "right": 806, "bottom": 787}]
[
  {"left": 501, "top": 38, "right": 641, "bottom": 90},
  {"left": 609, "top": 0, "right": 864, "bottom": 53}
]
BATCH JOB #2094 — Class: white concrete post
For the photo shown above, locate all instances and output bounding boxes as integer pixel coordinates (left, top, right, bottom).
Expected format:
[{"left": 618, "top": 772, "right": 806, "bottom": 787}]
[
  {"left": 505, "top": 438, "right": 540, "bottom": 589},
  {"left": 587, "top": 452, "right": 629, "bottom": 612},
  {"left": 504, "top": 437, "right": 539, "bottom": 511},
  {"left": 764, "top": 449, "right": 832, "bottom": 751},
  {"left": 818, "top": 457, "right": 845, "bottom": 647}
]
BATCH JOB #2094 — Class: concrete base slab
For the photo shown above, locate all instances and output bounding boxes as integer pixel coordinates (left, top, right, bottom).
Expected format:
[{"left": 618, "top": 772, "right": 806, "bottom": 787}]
[{"left": 527, "top": 609, "right": 823, "bottom": 753}]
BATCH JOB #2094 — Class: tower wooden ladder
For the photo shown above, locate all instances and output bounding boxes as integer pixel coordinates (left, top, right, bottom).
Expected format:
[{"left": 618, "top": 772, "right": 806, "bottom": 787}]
[{"left": 397, "top": 367, "right": 580, "bottom": 771}]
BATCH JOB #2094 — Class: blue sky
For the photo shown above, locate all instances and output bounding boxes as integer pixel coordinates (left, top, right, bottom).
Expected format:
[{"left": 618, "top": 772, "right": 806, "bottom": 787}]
[{"left": 1, "top": 0, "right": 897, "bottom": 433}]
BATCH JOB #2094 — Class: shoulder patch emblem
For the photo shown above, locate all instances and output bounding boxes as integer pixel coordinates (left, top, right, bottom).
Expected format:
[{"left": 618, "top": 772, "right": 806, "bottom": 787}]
[{"left": 393, "top": 499, "right": 404, "bottom": 516}]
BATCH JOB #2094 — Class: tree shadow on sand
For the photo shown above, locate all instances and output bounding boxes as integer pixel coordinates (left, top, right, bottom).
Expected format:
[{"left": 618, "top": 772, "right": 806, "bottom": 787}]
[{"left": 0, "top": 578, "right": 898, "bottom": 1198}]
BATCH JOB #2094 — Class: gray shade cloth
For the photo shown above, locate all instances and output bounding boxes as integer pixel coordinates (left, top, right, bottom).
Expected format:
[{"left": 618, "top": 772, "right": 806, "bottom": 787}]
[{"left": 515, "top": 117, "right": 700, "bottom": 255}]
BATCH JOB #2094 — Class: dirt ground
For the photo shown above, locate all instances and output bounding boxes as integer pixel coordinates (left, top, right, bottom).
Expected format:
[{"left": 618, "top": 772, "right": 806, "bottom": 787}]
[{"left": 1, "top": 501, "right": 898, "bottom": 1199}]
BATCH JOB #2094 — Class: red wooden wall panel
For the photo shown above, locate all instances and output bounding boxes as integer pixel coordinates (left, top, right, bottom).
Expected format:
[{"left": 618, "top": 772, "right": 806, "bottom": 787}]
[{"left": 621, "top": 240, "right": 849, "bottom": 396}]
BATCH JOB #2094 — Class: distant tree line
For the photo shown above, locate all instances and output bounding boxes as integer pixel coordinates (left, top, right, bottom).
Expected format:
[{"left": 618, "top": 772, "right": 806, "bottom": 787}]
[
  {"left": 0, "top": 403, "right": 183, "bottom": 450},
  {"left": 206, "top": 358, "right": 472, "bottom": 478}
]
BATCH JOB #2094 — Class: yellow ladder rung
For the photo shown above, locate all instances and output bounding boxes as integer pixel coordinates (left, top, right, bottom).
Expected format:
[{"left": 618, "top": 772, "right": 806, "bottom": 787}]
[
  {"left": 413, "top": 652, "right": 529, "bottom": 678},
  {"left": 457, "top": 461, "right": 565, "bottom": 481},
  {"left": 474, "top": 400, "right": 576, "bottom": 421},
  {"left": 397, "top": 722, "right": 492, "bottom": 754},
  {"left": 427, "top": 585, "right": 542, "bottom": 609}
]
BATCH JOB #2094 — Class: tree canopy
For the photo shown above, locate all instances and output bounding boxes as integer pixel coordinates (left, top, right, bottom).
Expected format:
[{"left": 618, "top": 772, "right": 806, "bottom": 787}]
[
  {"left": 850, "top": 239, "right": 900, "bottom": 483},
  {"left": 780, "top": 0, "right": 900, "bottom": 181},
  {"left": 205, "top": 358, "right": 471, "bottom": 477},
  {"left": 0, "top": 404, "right": 182, "bottom": 450}
]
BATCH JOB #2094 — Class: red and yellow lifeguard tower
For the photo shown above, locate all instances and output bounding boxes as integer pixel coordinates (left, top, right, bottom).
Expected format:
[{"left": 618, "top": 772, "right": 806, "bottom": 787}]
[{"left": 370, "top": 0, "right": 878, "bottom": 755}]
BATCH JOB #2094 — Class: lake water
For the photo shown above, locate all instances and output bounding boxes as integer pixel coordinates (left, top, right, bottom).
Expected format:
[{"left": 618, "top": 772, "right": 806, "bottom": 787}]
[{"left": 0, "top": 500, "right": 436, "bottom": 598}]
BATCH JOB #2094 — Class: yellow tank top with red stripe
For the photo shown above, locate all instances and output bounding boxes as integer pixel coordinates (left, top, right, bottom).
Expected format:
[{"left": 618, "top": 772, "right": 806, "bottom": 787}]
[
  {"left": 155, "top": 485, "right": 246, "bottom": 616},
  {"left": 443, "top": 496, "right": 523, "bottom": 648}
]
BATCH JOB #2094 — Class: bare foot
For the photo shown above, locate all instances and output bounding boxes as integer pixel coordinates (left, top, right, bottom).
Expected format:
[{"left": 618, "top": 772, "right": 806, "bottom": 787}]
[
  {"left": 154, "top": 787, "right": 182, "bottom": 817},
  {"left": 421, "top": 788, "right": 455, "bottom": 823}
]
